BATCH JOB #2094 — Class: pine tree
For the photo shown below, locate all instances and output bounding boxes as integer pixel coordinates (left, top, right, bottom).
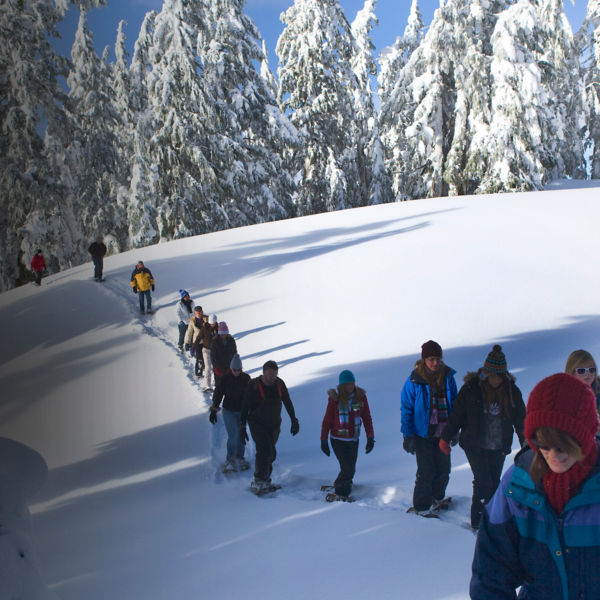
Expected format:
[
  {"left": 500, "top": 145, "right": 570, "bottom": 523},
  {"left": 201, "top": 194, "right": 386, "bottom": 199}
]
[
  {"left": 277, "top": 0, "right": 361, "bottom": 214},
  {"left": 582, "top": 0, "right": 600, "bottom": 178},
  {"left": 351, "top": 0, "right": 392, "bottom": 205},
  {"left": 198, "top": 0, "right": 298, "bottom": 226}
]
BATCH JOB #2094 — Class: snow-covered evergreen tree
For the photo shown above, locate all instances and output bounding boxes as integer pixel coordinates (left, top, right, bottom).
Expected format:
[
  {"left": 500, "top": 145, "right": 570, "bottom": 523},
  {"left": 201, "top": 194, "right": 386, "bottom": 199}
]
[
  {"left": 63, "top": 11, "right": 125, "bottom": 255},
  {"left": 198, "top": 0, "right": 298, "bottom": 226},
  {"left": 0, "top": 0, "right": 103, "bottom": 290},
  {"left": 277, "top": 0, "right": 361, "bottom": 214},
  {"left": 351, "top": 0, "right": 392, "bottom": 205},
  {"left": 582, "top": 0, "right": 600, "bottom": 178}
]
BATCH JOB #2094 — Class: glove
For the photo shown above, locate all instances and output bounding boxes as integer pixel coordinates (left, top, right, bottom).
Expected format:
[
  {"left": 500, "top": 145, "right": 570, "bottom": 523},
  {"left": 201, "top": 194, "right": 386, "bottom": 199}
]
[
  {"left": 290, "top": 418, "right": 299, "bottom": 436},
  {"left": 209, "top": 407, "right": 218, "bottom": 424},
  {"left": 151, "top": 284, "right": 155, "bottom": 291},
  {"left": 450, "top": 435, "right": 459, "bottom": 447},
  {"left": 365, "top": 438, "right": 375, "bottom": 454},
  {"left": 320, "top": 439, "right": 330, "bottom": 456},
  {"left": 190, "top": 345, "right": 195, "bottom": 357},
  {"left": 438, "top": 438, "right": 451, "bottom": 455},
  {"left": 403, "top": 436, "right": 416, "bottom": 455},
  {"left": 185, "top": 343, "right": 190, "bottom": 351},
  {"left": 240, "top": 424, "right": 249, "bottom": 443},
  {"left": 133, "top": 286, "right": 137, "bottom": 293}
]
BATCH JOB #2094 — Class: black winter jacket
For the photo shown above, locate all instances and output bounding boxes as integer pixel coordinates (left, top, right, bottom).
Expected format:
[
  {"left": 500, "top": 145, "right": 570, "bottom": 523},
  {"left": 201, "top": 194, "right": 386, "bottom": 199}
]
[
  {"left": 210, "top": 335, "right": 237, "bottom": 375},
  {"left": 241, "top": 377, "right": 296, "bottom": 428},
  {"left": 440, "top": 371, "right": 525, "bottom": 455},
  {"left": 212, "top": 371, "right": 250, "bottom": 413}
]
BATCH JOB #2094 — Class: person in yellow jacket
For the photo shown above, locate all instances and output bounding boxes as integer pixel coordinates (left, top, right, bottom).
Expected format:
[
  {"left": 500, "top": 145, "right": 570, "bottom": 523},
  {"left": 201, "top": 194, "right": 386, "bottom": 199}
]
[{"left": 130, "top": 261, "right": 155, "bottom": 314}]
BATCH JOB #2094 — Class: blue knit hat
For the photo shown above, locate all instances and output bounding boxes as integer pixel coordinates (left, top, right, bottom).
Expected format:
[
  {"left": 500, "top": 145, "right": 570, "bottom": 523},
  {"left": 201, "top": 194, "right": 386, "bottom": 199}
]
[
  {"left": 339, "top": 370, "right": 355, "bottom": 385},
  {"left": 179, "top": 289, "right": 189, "bottom": 299}
]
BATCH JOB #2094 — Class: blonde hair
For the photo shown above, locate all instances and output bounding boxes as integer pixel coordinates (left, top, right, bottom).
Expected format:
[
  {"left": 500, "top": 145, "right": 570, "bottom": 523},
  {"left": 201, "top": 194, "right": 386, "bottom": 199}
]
[
  {"left": 529, "top": 427, "right": 584, "bottom": 483},
  {"left": 565, "top": 349, "right": 597, "bottom": 374}
]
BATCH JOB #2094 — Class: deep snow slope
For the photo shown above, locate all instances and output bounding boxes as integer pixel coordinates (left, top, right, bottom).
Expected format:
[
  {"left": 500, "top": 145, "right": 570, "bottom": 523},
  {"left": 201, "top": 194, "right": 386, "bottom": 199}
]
[{"left": 1, "top": 187, "right": 599, "bottom": 599}]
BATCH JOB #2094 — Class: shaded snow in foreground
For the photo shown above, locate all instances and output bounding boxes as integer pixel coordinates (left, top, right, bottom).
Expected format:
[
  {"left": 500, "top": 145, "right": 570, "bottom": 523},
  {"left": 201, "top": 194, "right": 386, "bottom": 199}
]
[{"left": 2, "top": 183, "right": 600, "bottom": 599}]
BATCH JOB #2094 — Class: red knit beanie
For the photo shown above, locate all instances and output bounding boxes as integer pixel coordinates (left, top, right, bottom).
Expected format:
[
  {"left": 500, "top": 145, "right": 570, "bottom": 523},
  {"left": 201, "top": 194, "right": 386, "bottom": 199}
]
[{"left": 525, "top": 373, "right": 599, "bottom": 456}]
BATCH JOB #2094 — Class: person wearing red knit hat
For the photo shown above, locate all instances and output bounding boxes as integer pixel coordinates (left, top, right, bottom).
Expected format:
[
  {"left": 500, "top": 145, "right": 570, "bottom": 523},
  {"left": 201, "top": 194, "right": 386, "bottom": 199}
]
[{"left": 471, "top": 373, "right": 600, "bottom": 600}]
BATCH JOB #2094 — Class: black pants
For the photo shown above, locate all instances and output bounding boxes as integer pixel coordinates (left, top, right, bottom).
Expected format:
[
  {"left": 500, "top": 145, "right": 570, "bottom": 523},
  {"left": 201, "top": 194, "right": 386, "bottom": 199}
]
[
  {"left": 331, "top": 438, "right": 359, "bottom": 497},
  {"left": 34, "top": 270, "right": 43, "bottom": 285},
  {"left": 249, "top": 421, "right": 280, "bottom": 482},
  {"left": 195, "top": 345, "right": 204, "bottom": 376},
  {"left": 464, "top": 447, "right": 505, "bottom": 529},
  {"left": 413, "top": 436, "right": 451, "bottom": 511},
  {"left": 92, "top": 257, "right": 103, "bottom": 280}
]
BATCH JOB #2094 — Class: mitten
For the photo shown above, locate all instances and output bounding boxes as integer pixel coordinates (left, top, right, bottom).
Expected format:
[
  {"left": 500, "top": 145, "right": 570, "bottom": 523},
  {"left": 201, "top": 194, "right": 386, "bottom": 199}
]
[
  {"left": 365, "top": 438, "right": 375, "bottom": 454},
  {"left": 133, "top": 286, "right": 137, "bottom": 293},
  {"left": 209, "top": 408, "right": 218, "bottom": 424},
  {"left": 320, "top": 439, "right": 330, "bottom": 456},
  {"left": 290, "top": 418, "right": 299, "bottom": 436},
  {"left": 403, "top": 436, "right": 416, "bottom": 455},
  {"left": 151, "top": 284, "right": 155, "bottom": 291},
  {"left": 438, "top": 438, "right": 451, "bottom": 455},
  {"left": 185, "top": 343, "right": 190, "bottom": 351},
  {"left": 240, "top": 424, "right": 249, "bottom": 442},
  {"left": 190, "top": 346, "right": 195, "bottom": 357}
]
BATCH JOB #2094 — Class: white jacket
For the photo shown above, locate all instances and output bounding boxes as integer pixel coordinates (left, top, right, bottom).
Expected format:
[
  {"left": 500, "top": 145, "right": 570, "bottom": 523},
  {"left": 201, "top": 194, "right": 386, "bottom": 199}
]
[{"left": 176, "top": 298, "right": 194, "bottom": 323}]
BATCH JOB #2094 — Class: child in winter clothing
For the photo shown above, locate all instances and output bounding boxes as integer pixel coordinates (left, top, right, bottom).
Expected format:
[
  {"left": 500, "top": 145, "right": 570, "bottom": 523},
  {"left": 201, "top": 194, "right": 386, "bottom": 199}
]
[
  {"left": 471, "top": 373, "right": 600, "bottom": 599},
  {"left": 401, "top": 340, "right": 458, "bottom": 514},
  {"left": 320, "top": 370, "right": 375, "bottom": 498},
  {"left": 439, "top": 345, "right": 525, "bottom": 529},
  {"left": 30, "top": 249, "right": 46, "bottom": 286},
  {"left": 176, "top": 290, "right": 194, "bottom": 351}
]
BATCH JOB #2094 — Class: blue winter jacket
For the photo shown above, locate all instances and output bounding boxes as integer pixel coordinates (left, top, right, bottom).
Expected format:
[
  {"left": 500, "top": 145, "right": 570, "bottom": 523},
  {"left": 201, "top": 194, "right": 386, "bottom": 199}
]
[
  {"left": 400, "top": 365, "right": 458, "bottom": 438},
  {"left": 471, "top": 444, "right": 600, "bottom": 600}
]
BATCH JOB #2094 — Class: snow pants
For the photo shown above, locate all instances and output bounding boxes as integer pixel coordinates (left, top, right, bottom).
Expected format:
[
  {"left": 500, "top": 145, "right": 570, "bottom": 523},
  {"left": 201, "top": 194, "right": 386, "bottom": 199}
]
[
  {"left": 413, "top": 435, "right": 450, "bottom": 511},
  {"left": 331, "top": 438, "right": 359, "bottom": 497},
  {"left": 178, "top": 322, "right": 187, "bottom": 348},
  {"left": 249, "top": 420, "right": 280, "bottom": 483},
  {"left": 463, "top": 447, "right": 505, "bottom": 529}
]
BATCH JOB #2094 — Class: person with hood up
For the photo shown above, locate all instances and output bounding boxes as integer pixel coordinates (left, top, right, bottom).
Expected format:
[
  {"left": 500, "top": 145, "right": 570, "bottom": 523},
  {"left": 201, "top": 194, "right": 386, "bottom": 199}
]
[
  {"left": 401, "top": 340, "right": 458, "bottom": 516},
  {"left": 439, "top": 345, "right": 525, "bottom": 530},
  {"left": 471, "top": 373, "right": 600, "bottom": 599},
  {"left": 320, "top": 369, "right": 375, "bottom": 501}
]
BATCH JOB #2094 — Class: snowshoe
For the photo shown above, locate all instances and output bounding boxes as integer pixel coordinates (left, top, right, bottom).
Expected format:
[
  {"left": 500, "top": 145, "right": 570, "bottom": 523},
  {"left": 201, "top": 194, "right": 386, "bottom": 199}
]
[
  {"left": 237, "top": 459, "right": 250, "bottom": 471},
  {"left": 325, "top": 492, "right": 355, "bottom": 503},
  {"left": 222, "top": 460, "right": 238, "bottom": 474},
  {"left": 406, "top": 506, "right": 440, "bottom": 519},
  {"left": 250, "top": 481, "right": 281, "bottom": 496},
  {"left": 432, "top": 497, "right": 452, "bottom": 512},
  {"left": 145, "top": 308, "right": 153, "bottom": 314},
  {"left": 320, "top": 485, "right": 335, "bottom": 492}
]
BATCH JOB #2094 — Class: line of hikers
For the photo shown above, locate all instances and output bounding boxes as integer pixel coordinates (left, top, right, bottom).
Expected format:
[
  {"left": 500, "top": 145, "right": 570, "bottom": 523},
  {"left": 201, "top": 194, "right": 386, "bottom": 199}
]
[{"left": 175, "top": 284, "right": 600, "bottom": 598}]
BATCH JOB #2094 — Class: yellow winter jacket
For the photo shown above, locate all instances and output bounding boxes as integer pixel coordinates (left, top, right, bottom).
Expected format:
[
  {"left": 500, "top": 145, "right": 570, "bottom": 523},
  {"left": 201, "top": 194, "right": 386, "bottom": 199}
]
[{"left": 130, "top": 267, "right": 155, "bottom": 292}]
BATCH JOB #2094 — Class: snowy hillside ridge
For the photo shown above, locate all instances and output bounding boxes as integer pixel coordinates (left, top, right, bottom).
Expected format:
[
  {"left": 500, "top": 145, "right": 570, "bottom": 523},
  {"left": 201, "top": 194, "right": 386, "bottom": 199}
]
[
  {"left": 2, "top": 188, "right": 600, "bottom": 599},
  {"left": 3, "top": 0, "right": 600, "bottom": 292}
]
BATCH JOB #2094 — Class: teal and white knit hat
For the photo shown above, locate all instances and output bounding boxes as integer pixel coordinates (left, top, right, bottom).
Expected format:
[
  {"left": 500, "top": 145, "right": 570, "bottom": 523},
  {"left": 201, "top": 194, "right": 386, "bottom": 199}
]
[{"left": 483, "top": 345, "right": 507, "bottom": 374}]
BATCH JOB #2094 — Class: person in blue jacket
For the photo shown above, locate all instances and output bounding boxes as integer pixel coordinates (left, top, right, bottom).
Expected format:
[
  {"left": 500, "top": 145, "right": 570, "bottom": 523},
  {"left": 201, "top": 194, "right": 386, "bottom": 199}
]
[
  {"left": 471, "top": 372, "right": 600, "bottom": 600},
  {"left": 401, "top": 340, "right": 458, "bottom": 515}
]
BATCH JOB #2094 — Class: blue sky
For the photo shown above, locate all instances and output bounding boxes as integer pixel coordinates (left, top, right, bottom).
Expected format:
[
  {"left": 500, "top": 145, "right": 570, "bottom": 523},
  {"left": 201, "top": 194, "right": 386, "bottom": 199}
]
[{"left": 57, "top": 0, "right": 588, "bottom": 72}]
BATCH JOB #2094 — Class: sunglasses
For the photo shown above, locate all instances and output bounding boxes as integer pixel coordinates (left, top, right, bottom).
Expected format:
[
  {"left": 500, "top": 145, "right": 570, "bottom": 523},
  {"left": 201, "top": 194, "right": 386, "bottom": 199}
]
[
  {"left": 531, "top": 440, "right": 566, "bottom": 454},
  {"left": 574, "top": 367, "right": 597, "bottom": 375}
]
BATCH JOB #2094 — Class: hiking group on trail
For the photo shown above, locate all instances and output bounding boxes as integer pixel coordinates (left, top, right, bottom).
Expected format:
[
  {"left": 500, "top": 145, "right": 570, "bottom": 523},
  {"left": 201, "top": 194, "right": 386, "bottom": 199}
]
[{"left": 131, "top": 271, "right": 600, "bottom": 598}]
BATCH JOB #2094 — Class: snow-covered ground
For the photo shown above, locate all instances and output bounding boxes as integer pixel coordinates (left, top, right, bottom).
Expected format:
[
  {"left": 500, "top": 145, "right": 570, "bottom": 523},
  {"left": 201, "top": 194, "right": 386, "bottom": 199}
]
[{"left": 2, "top": 185, "right": 600, "bottom": 599}]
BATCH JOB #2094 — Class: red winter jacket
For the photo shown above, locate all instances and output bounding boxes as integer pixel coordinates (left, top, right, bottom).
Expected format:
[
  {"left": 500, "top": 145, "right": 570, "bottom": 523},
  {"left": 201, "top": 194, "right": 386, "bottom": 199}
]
[
  {"left": 321, "top": 386, "right": 374, "bottom": 441},
  {"left": 30, "top": 254, "right": 46, "bottom": 272}
]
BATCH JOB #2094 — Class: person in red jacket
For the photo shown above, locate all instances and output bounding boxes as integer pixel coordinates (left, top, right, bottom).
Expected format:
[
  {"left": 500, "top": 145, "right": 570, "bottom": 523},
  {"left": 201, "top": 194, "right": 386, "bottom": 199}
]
[
  {"left": 30, "top": 249, "right": 46, "bottom": 286},
  {"left": 320, "top": 369, "right": 375, "bottom": 500}
]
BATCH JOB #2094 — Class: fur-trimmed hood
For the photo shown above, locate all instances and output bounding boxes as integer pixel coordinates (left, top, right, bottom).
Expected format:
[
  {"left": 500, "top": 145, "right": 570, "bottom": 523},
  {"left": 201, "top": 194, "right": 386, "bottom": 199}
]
[
  {"left": 328, "top": 386, "right": 366, "bottom": 401},
  {"left": 463, "top": 369, "right": 516, "bottom": 385}
]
